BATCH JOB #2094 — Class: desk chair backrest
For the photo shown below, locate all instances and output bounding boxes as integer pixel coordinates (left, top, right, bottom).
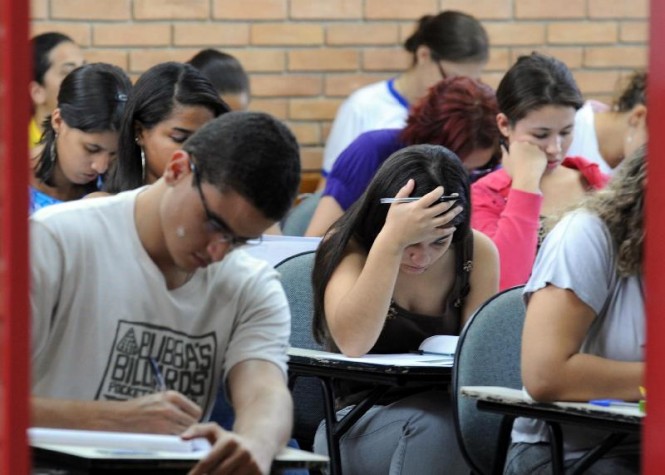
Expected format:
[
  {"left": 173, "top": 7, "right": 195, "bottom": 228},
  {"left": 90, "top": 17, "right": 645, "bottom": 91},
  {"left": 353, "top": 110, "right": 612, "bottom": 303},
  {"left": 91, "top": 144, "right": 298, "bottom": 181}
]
[
  {"left": 275, "top": 251, "right": 325, "bottom": 450},
  {"left": 452, "top": 285, "right": 526, "bottom": 474},
  {"left": 281, "top": 191, "right": 322, "bottom": 236}
]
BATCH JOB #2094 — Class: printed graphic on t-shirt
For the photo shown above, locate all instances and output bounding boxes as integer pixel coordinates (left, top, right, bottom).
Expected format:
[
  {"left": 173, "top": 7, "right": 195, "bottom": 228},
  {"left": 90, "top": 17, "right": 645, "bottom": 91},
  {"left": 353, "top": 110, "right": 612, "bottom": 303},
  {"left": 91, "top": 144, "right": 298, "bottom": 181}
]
[{"left": 95, "top": 320, "right": 217, "bottom": 410}]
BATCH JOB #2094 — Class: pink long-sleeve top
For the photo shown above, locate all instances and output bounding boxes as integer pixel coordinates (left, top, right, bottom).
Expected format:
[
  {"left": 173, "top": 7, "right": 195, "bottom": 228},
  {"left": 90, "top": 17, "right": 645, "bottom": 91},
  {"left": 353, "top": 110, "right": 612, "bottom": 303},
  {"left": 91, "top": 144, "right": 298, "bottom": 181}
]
[{"left": 471, "top": 157, "right": 609, "bottom": 290}]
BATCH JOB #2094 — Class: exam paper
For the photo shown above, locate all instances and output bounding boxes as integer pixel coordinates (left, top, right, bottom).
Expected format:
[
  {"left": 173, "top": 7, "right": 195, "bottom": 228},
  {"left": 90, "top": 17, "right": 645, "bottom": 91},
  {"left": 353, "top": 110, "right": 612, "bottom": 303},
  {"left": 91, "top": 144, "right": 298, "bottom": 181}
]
[{"left": 29, "top": 427, "right": 211, "bottom": 454}]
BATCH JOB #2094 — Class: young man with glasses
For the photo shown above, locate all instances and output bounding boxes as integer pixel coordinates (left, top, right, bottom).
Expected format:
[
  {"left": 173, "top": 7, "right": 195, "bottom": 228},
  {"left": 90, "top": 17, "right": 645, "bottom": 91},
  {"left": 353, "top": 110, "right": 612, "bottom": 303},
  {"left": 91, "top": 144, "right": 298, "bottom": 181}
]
[{"left": 29, "top": 112, "right": 301, "bottom": 474}]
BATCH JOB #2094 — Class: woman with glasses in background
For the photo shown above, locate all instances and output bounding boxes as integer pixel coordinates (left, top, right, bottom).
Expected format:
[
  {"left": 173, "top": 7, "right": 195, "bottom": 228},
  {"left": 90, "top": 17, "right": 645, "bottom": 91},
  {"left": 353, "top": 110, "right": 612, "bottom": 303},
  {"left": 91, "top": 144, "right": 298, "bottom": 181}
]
[{"left": 319, "top": 10, "right": 489, "bottom": 187}]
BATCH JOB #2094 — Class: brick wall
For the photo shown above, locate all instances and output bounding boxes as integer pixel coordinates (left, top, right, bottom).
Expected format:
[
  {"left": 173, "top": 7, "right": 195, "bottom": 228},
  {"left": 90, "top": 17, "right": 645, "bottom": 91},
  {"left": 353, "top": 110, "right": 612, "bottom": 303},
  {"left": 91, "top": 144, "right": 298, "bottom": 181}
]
[{"left": 31, "top": 0, "right": 649, "bottom": 173}]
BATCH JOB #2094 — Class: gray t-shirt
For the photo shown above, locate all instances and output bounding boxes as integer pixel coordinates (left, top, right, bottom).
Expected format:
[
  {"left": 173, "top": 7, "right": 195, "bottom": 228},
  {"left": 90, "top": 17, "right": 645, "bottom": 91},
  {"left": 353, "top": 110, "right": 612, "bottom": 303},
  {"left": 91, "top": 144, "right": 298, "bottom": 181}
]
[
  {"left": 511, "top": 210, "right": 644, "bottom": 455},
  {"left": 30, "top": 188, "right": 290, "bottom": 419}
]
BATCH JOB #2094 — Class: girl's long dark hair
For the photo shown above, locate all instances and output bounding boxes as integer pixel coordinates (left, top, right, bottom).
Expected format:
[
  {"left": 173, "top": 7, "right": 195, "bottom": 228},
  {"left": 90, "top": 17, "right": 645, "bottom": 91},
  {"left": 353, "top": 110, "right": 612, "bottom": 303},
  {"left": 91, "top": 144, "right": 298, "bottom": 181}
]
[
  {"left": 103, "top": 62, "right": 228, "bottom": 193},
  {"left": 311, "top": 144, "right": 471, "bottom": 344},
  {"left": 34, "top": 63, "right": 131, "bottom": 188}
]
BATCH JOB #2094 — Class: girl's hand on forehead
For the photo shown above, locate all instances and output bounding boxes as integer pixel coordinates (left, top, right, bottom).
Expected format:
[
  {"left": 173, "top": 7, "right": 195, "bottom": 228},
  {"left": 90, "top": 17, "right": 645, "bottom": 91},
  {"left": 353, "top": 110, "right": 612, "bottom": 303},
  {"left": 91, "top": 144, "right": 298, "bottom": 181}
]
[{"left": 382, "top": 179, "right": 463, "bottom": 248}]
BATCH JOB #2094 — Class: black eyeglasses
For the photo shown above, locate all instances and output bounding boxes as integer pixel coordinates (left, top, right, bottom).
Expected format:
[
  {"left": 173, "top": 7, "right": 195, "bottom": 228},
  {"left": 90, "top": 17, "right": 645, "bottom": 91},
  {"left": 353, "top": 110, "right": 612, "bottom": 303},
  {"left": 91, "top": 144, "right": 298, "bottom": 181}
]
[
  {"left": 436, "top": 61, "right": 447, "bottom": 80},
  {"left": 431, "top": 52, "right": 448, "bottom": 80},
  {"left": 189, "top": 159, "right": 262, "bottom": 249}
]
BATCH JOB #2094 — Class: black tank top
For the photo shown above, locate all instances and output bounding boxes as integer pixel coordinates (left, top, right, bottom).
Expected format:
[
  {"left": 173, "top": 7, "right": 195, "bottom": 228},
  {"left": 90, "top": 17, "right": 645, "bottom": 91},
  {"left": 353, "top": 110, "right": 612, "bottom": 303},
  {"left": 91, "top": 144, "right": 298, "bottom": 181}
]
[{"left": 332, "top": 231, "right": 474, "bottom": 407}]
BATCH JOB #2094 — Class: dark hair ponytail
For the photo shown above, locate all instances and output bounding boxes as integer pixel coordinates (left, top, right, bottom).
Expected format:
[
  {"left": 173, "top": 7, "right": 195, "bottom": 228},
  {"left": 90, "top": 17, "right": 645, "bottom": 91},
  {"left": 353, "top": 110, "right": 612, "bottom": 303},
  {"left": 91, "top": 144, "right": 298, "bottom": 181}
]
[{"left": 403, "top": 11, "right": 489, "bottom": 64}]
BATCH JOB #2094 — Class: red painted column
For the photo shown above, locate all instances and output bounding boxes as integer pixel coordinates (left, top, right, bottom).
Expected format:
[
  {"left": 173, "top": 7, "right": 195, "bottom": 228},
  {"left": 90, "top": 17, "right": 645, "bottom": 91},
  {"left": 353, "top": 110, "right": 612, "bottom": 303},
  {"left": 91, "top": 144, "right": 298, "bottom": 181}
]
[
  {"left": 644, "top": 0, "right": 665, "bottom": 472},
  {"left": 0, "top": 1, "right": 31, "bottom": 474}
]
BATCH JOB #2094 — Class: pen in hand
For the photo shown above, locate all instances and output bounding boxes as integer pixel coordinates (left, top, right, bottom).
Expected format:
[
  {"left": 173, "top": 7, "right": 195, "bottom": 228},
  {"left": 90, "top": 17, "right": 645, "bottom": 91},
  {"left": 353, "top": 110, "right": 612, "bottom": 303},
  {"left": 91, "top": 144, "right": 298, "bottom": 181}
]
[
  {"left": 149, "top": 357, "right": 167, "bottom": 392},
  {"left": 380, "top": 193, "right": 459, "bottom": 204}
]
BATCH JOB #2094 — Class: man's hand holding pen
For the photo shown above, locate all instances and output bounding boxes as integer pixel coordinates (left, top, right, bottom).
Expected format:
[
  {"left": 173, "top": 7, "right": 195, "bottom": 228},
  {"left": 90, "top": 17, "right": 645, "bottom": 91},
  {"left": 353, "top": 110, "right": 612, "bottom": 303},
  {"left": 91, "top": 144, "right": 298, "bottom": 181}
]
[
  {"left": 99, "top": 356, "right": 204, "bottom": 435},
  {"left": 110, "top": 390, "right": 203, "bottom": 435}
]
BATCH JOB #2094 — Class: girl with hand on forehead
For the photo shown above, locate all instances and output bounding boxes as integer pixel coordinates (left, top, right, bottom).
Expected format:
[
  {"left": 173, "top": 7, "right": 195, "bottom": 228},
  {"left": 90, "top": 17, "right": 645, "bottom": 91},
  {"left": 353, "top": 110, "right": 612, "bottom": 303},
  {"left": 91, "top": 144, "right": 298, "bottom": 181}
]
[
  {"left": 311, "top": 144, "right": 499, "bottom": 475},
  {"left": 471, "top": 52, "right": 609, "bottom": 290}
]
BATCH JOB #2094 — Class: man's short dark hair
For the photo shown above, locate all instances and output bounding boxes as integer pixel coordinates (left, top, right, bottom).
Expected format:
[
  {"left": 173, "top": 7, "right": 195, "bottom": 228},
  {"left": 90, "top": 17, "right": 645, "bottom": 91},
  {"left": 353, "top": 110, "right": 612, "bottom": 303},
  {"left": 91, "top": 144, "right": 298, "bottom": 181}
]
[{"left": 183, "top": 112, "right": 301, "bottom": 221}]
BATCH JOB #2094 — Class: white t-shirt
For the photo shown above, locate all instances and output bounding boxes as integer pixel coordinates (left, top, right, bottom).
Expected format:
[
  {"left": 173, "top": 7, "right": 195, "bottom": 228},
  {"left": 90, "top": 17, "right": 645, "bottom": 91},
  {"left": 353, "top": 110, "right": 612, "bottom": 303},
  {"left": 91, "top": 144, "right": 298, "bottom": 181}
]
[
  {"left": 322, "top": 79, "right": 409, "bottom": 175},
  {"left": 30, "top": 189, "right": 291, "bottom": 419},
  {"left": 568, "top": 101, "right": 613, "bottom": 174},
  {"left": 512, "top": 210, "right": 644, "bottom": 457}
]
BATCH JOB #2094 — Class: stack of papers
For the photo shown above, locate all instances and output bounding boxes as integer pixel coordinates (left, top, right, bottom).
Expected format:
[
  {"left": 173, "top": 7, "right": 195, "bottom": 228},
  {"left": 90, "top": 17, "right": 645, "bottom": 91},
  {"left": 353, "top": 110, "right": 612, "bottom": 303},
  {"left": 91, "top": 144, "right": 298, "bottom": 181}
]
[
  {"left": 244, "top": 235, "right": 321, "bottom": 267},
  {"left": 29, "top": 427, "right": 210, "bottom": 456}
]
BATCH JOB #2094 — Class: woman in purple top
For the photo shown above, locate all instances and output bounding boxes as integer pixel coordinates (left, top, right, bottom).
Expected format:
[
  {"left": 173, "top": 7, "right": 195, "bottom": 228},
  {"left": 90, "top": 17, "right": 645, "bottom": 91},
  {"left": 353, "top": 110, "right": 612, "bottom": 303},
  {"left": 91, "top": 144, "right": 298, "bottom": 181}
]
[{"left": 306, "top": 76, "right": 500, "bottom": 236}]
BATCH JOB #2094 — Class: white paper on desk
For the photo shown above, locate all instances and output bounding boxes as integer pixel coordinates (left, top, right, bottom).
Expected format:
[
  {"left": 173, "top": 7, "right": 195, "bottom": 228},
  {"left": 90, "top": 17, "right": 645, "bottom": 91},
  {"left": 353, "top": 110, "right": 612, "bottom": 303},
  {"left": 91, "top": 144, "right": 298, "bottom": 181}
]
[
  {"left": 289, "top": 348, "right": 452, "bottom": 366},
  {"left": 29, "top": 427, "right": 211, "bottom": 454},
  {"left": 344, "top": 353, "right": 453, "bottom": 366},
  {"left": 461, "top": 386, "right": 645, "bottom": 418},
  {"left": 243, "top": 235, "right": 322, "bottom": 267},
  {"left": 419, "top": 335, "right": 458, "bottom": 356}
]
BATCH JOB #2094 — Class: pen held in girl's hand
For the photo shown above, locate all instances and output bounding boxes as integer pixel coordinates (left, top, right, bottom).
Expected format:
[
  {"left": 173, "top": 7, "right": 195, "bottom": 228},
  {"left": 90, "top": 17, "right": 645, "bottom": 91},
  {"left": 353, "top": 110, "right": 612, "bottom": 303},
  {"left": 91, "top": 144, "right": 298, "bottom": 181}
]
[{"left": 380, "top": 193, "right": 459, "bottom": 204}]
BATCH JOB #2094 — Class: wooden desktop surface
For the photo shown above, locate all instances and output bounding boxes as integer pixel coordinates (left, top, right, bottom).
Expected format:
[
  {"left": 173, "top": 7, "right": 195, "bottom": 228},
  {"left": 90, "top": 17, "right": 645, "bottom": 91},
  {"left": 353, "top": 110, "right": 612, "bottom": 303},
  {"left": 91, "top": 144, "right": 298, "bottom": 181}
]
[
  {"left": 462, "top": 386, "right": 642, "bottom": 432},
  {"left": 288, "top": 347, "right": 452, "bottom": 386}
]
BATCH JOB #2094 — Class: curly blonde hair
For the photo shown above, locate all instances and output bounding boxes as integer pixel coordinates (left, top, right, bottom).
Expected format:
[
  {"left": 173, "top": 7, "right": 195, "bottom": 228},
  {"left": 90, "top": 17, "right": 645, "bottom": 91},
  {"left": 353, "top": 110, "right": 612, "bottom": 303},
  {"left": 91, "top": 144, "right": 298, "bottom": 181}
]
[{"left": 582, "top": 145, "right": 646, "bottom": 276}]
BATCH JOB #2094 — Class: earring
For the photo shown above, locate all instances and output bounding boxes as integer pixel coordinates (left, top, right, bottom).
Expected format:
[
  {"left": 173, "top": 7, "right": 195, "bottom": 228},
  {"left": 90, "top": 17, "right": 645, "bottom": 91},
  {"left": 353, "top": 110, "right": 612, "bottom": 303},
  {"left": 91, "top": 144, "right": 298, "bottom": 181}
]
[
  {"left": 140, "top": 146, "right": 147, "bottom": 184},
  {"left": 50, "top": 135, "right": 58, "bottom": 165},
  {"left": 176, "top": 226, "right": 186, "bottom": 238}
]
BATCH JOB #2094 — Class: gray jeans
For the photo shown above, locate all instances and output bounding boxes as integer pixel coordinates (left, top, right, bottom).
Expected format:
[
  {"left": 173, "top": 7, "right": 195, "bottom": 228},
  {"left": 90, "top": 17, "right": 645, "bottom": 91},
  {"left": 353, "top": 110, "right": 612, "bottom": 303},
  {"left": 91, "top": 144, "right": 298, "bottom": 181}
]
[
  {"left": 313, "top": 390, "right": 467, "bottom": 475},
  {"left": 504, "top": 442, "right": 640, "bottom": 475}
]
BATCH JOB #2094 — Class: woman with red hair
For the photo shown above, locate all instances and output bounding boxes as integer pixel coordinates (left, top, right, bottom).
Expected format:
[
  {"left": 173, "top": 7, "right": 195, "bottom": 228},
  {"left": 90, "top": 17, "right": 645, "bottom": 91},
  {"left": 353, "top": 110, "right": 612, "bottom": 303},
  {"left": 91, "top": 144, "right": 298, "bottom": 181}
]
[{"left": 305, "top": 76, "right": 499, "bottom": 236}]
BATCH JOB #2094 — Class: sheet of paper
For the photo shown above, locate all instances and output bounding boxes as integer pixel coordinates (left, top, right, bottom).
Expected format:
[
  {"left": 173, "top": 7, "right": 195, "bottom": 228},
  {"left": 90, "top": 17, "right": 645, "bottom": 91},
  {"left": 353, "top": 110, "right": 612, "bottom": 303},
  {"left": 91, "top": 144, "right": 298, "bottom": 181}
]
[
  {"left": 461, "top": 386, "right": 644, "bottom": 418},
  {"left": 29, "top": 427, "right": 211, "bottom": 454},
  {"left": 419, "top": 335, "right": 459, "bottom": 356},
  {"left": 243, "top": 235, "right": 321, "bottom": 267}
]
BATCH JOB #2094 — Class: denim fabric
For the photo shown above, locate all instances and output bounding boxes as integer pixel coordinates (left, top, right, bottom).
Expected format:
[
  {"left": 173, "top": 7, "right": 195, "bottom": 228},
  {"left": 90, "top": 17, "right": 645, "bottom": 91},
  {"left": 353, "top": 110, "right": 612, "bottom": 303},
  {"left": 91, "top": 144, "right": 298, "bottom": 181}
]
[
  {"left": 504, "top": 442, "right": 640, "bottom": 475},
  {"left": 313, "top": 390, "right": 467, "bottom": 475}
]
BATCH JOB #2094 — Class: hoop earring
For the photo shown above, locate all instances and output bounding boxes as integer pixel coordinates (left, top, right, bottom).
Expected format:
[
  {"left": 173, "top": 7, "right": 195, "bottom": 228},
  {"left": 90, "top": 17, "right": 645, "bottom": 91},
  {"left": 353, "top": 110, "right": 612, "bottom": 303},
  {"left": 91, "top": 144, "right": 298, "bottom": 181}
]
[
  {"left": 140, "top": 147, "right": 147, "bottom": 184},
  {"left": 50, "top": 134, "right": 58, "bottom": 165}
]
